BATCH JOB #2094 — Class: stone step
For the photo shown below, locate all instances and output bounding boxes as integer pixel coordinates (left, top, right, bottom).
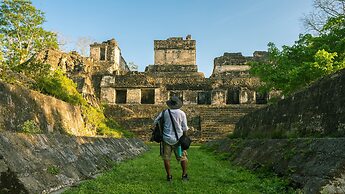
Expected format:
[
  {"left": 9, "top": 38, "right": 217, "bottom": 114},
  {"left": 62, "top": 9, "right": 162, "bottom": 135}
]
[
  {"left": 202, "top": 125, "right": 237, "bottom": 128},
  {"left": 201, "top": 116, "right": 244, "bottom": 121},
  {"left": 201, "top": 119, "right": 241, "bottom": 123},
  {"left": 200, "top": 112, "right": 250, "bottom": 116},
  {"left": 200, "top": 114, "right": 247, "bottom": 117},
  {"left": 202, "top": 127, "right": 235, "bottom": 132}
]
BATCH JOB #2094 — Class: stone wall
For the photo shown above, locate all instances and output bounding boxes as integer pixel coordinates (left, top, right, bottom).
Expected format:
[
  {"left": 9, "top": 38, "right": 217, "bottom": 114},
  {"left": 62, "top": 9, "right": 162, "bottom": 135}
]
[
  {"left": 0, "top": 81, "right": 93, "bottom": 136},
  {"left": 0, "top": 132, "right": 147, "bottom": 193},
  {"left": 205, "top": 138, "right": 345, "bottom": 193},
  {"left": 212, "top": 52, "right": 267, "bottom": 76},
  {"left": 234, "top": 68, "right": 345, "bottom": 138},
  {"left": 154, "top": 36, "right": 196, "bottom": 65}
]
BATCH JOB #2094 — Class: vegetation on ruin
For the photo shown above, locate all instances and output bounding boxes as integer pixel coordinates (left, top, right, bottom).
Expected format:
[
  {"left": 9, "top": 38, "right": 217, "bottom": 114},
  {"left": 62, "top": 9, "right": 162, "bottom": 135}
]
[
  {"left": 250, "top": 0, "right": 345, "bottom": 95},
  {"left": 64, "top": 146, "right": 296, "bottom": 194},
  {"left": 47, "top": 165, "right": 60, "bottom": 175},
  {"left": 21, "top": 120, "right": 41, "bottom": 134},
  {"left": 35, "top": 69, "right": 86, "bottom": 105}
]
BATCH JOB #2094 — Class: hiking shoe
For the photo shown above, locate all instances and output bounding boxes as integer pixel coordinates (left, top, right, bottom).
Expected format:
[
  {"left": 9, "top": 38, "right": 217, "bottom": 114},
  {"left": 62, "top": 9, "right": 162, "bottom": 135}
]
[
  {"left": 182, "top": 174, "right": 189, "bottom": 181},
  {"left": 167, "top": 175, "right": 172, "bottom": 182}
]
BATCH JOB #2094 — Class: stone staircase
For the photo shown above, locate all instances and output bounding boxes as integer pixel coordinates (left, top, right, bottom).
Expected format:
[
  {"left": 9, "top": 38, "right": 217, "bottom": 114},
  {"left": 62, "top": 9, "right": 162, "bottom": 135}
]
[
  {"left": 199, "top": 105, "right": 261, "bottom": 142},
  {"left": 106, "top": 104, "right": 264, "bottom": 143}
]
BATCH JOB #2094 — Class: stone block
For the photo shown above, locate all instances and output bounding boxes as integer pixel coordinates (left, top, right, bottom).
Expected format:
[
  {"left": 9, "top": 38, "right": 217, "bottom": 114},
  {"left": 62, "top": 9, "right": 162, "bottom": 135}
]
[
  {"left": 211, "top": 90, "right": 226, "bottom": 105},
  {"left": 239, "top": 88, "right": 255, "bottom": 104},
  {"left": 154, "top": 88, "right": 162, "bottom": 104},
  {"left": 127, "top": 89, "right": 141, "bottom": 104},
  {"left": 100, "top": 87, "right": 116, "bottom": 104}
]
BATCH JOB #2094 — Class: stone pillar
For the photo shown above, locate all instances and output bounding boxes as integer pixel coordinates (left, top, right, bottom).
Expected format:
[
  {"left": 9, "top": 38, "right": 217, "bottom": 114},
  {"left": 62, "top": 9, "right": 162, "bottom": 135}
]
[
  {"left": 183, "top": 90, "right": 198, "bottom": 105},
  {"left": 211, "top": 90, "right": 226, "bottom": 105},
  {"left": 154, "top": 88, "right": 162, "bottom": 104},
  {"left": 100, "top": 88, "right": 116, "bottom": 104},
  {"left": 239, "top": 89, "right": 248, "bottom": 104},
  {"left": 239, "top": 88, "right": 255, "bottom": 104},
  {"left": 248, "top": 90, "right": 255, "bottom": 104},
  {"left": 127, "top": 89, "right": 141, "bottom": 104}
]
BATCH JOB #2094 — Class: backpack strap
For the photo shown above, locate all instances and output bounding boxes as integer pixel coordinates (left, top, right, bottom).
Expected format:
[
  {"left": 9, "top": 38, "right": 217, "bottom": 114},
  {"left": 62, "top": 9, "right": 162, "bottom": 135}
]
[
  {"left": 160, "top": 109, "right": 166, "bottom": 156},
  {"left": 168, "top": 109, "right": 179, "bottom": 141}
]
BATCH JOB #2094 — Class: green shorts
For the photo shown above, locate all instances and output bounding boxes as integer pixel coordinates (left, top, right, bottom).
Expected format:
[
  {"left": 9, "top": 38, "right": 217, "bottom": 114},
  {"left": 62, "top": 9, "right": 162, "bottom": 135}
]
[{"left": 161, "top": 141, "right": 188, "bottom": 161}]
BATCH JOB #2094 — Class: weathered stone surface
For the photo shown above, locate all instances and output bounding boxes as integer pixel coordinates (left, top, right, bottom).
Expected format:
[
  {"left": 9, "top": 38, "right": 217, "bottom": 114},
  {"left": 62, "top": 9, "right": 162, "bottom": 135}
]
[
  {"left": 100, "top": 87, "right": 116, "bottom": 104},
  {"left": 211, "top": 90, "right": 226, "bottom": 105},
  {"left": 234, "top": 68, "right": 345, "bottom": 138},
  {"left": 145, "top": 64, "right": 198, "bottom": 73},
  {"left": 205, "top": 138, "right": 345, "bottom": 193},
  {"left": 154, "top": 35, "right": 196, "bottom": 65},
  {"left": 126, "top": 89, "right": 141, "bottom": 104},
  {"left": 0, "top": 132, "right": 148, "bottom": 193},
  {"left": 0, "top": 81, "right": 91, "bottom": 136}
]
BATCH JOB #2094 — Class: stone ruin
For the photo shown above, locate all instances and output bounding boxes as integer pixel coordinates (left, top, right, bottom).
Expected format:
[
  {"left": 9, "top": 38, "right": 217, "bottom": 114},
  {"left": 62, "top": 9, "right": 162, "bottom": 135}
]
[
  {"left": 33, "top": 35, "right": 274, "bottom": 142},
  {"left": 95, "top": 35, "right": 275, "bottom": 142},
  {"left": 90, "top": 38, "right": 129, "bottom": 75},
  {"left": 100, "top": 35, "right": 271, "bottom": 106}
]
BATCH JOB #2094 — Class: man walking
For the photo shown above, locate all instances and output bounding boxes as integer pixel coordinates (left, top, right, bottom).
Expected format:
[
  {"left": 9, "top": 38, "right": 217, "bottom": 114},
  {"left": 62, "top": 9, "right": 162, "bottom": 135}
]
[{"left": 153, "top": 96, "right": 189, "bottom": 182}]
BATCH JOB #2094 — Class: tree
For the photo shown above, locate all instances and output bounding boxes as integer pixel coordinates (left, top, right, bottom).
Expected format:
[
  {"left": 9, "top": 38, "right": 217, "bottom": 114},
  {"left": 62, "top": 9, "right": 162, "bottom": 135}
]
[
  {"left": 0, "top": 34, "right": 3, "bottom": 63},
  {"left": 75, "top": 36, "right": 94, "bottom": 57},
  {"left": 56, "top": 32, "right": 73, "bottom": 53},
  {"left": 0, "top": 0, "right": 58, "bottom": 67},
  {"left": 250, "top": 14, "right": 345, "bottom": 95},
  {"left": 303, "top": 0, "right": 345, "bottom": 33}
]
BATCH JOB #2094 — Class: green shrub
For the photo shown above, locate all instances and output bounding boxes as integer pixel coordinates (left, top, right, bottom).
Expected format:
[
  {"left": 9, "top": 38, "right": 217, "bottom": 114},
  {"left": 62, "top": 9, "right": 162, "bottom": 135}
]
[
  {"left": 33, "top": 69, "right": 86, "bottom": 106},
  {"left": 21, "top": 120, "right": 41, "bottom": 134},
  {"left": 81, "top": 105, "right": 123, "bottom": 138},
  {"left": 47, "top": 165, "right": 60, "bottom": 175}
]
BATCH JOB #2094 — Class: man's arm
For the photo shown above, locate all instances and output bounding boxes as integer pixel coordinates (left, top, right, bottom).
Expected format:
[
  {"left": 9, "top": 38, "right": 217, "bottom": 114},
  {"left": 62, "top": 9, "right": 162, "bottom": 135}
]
[
  {"left": 181, "top": 112, "right": 189, "bottom": 135},
  {"left": 152, "top": 111, "right": 163, "bottom": 129}
]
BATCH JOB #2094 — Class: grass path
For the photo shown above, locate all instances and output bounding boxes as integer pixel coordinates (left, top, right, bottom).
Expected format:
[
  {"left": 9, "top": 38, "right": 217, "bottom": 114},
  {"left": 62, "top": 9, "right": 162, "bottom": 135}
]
[{"left": 64, "top": 145, "right": 295, "bottom": 194}]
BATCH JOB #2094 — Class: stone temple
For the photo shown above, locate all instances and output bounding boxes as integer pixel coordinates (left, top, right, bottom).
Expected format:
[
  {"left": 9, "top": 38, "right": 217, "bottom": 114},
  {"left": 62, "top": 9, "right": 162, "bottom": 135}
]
[{"left": 90, "top": 35, "right": 275, "bottom": 142}]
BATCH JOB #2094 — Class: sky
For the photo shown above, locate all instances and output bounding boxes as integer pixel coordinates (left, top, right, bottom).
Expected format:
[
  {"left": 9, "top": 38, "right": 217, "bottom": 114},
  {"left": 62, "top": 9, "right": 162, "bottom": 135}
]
[{"left": 31, "top": 0, "right": 314, "bottom": 77}]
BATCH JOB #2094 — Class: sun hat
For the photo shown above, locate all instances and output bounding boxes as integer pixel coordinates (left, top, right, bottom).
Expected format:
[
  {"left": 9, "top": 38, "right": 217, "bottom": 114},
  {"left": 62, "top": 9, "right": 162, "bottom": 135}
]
[{"left": 166, "top": 96, "right": 183, "bottom": 109}]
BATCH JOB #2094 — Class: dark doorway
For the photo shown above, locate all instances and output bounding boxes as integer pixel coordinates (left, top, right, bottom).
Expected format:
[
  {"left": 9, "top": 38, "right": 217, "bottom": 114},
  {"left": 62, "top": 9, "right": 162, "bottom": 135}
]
[
  {"left": 141, "top": 89, "right": 155, "bottom": 104},
  {"left": 116, "top": 90, "right": 127, "bottom": 104},
  {"left": 100, "top": 47, "right": 106, "bottom": 61},
  {"left": 169, "top": 91, "right": 183, "bottom": 102},
  {"left": 227, "top": 88, "right": 240, "bottom": 104},
  {"left": 256, "top": 92, "right": 268, "bottom": 104},
  {"left": 197, "top": 92, "right": 211, "bottom": 105}
]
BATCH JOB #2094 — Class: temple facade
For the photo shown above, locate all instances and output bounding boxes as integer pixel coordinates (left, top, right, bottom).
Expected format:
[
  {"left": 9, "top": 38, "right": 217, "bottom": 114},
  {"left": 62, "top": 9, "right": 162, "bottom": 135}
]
[{"left": 99, "top": 35, "right": 271, "bottom": 106}]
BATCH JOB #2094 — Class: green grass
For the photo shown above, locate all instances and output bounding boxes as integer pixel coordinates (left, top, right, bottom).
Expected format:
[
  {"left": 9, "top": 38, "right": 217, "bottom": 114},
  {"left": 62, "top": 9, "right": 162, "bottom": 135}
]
[{"left": 64, "top": 145, "right": 295, "bottom": 194}]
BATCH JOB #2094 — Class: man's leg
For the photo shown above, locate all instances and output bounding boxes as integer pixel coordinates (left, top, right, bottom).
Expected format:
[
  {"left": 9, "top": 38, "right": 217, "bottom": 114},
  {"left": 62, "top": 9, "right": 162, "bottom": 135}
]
[
  {"left": 162, "top": 142, "right": 173, "bottom": 181},
  {"left": 181, "top": 160, "right": 187, "bottom": 176},
  {"left": 164, "top": 159, "right": 171, "bottom": 176}
]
